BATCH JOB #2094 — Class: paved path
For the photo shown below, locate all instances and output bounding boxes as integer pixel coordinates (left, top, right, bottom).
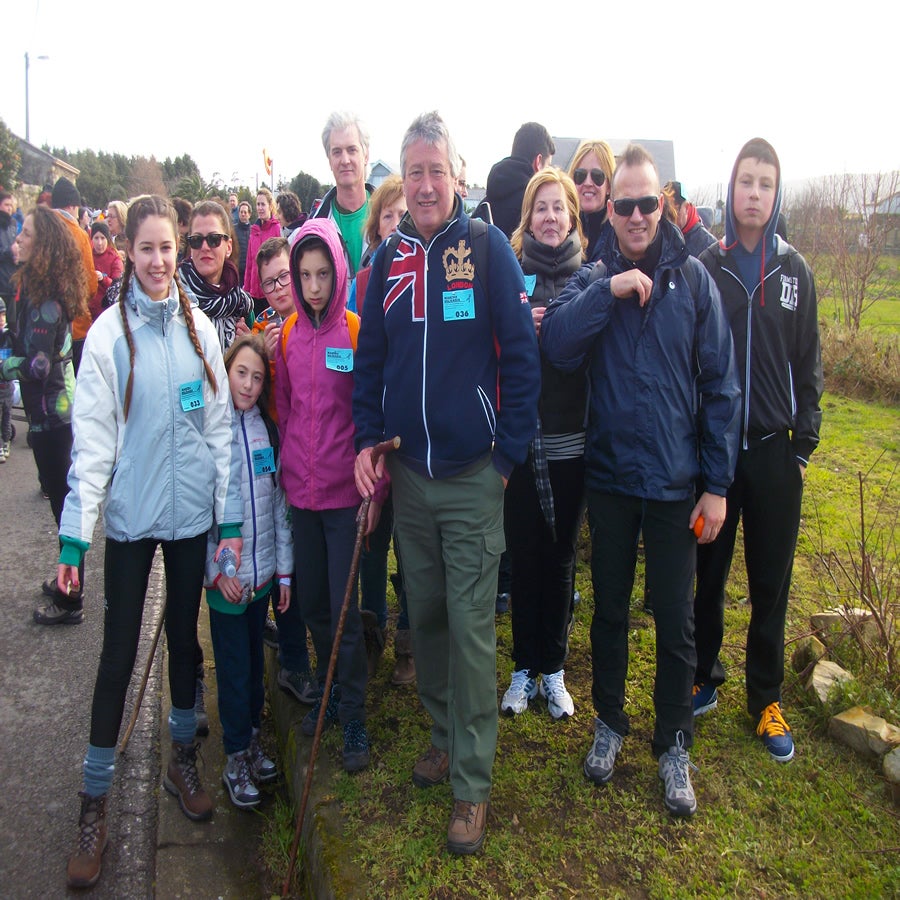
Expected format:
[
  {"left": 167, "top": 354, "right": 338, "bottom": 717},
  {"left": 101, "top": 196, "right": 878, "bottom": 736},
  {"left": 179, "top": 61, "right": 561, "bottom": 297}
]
[{"left": 0, "top": 424, "right": 267, "bottom": 897}]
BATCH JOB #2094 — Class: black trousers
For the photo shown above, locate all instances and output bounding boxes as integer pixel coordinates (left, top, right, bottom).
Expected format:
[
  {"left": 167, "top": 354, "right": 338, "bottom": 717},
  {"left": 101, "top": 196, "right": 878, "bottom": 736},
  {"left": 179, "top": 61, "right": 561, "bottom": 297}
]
[
  {"left": 505, "top": 456, "right": 584, "bottom": 675},
  {"left": 694, "top": 431, "right": 803, "bottom": 716},
  {"left": 89, "top": 533, "right": 206, "bottom": 748},
  {"left": 30, "top": 424, "right": 84, "bottom": 609},
  {"left": 588, "top": 491, "right": 696, "bottom": 757}
]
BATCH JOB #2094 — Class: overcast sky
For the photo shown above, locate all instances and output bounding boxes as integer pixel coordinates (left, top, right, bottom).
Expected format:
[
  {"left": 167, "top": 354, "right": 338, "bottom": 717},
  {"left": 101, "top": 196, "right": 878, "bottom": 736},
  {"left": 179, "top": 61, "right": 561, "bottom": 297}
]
[{"left": 3, "top": 0, "right": 896, "bottom": 200}]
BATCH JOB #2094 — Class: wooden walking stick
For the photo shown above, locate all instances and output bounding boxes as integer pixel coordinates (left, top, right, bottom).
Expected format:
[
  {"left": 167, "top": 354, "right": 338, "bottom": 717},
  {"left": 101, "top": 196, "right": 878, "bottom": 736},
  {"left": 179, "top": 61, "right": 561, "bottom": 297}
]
[
  {"left": 118, "top": 600, "right": 167, "bottom": 753},
  {"left": 282, "top": 436, "right": 399, "bottom": 897}
]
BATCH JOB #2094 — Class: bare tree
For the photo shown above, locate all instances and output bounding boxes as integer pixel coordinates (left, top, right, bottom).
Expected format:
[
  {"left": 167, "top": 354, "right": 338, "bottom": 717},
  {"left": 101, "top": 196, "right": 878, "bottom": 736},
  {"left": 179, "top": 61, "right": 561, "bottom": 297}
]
[
  {"left": 792, "top": 171, "right": 900, "bottom": 332},
  {"left": 128, "top": 155, "right": 167, "bottom": 198}
]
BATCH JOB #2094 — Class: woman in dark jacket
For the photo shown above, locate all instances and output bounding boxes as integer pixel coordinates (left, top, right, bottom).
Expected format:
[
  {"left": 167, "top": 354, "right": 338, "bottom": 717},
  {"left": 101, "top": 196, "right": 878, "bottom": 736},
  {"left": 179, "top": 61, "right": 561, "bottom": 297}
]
[
  {"left": 501, "top": 168, "right": 587, "bottom": 721},
  {"left": 567, "top": 140, "right": 615, "bottom": 262},
  {"left": 2, "top": 205, "right": 93, "bottom": 623}
]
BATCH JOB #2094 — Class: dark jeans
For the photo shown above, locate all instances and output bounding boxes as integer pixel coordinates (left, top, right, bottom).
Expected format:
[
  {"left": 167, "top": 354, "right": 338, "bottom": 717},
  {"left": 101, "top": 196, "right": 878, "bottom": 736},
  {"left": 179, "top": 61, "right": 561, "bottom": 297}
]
[
  {"left": 506, "top": 456, "right": 585, "bottom": 674},
  {"left": 694, "top": 431, "right": 803, "bottom": 716},
  {"left": 0, "top": 395, "right": 11, "bottom": 442},
  {"left": 274, "top": 579, "right": 311, "bottom": 674},
  {"left": 360, "top": 494, "right": 393, "bottom": 628},
  {"left": 208, "top": 591, "right": 268, "bottom": 754},
  {"left": 588, "top": 491, "right": 696, "bottom": 758},
  {"left": 30, "top": 424, "right": 84, "bottom": 608},
  {"left": 89, "top": 533, "right": 206, "bottom": 748},
  {"left": 291, "top": 505, "right": 367, "bottom": 725}
]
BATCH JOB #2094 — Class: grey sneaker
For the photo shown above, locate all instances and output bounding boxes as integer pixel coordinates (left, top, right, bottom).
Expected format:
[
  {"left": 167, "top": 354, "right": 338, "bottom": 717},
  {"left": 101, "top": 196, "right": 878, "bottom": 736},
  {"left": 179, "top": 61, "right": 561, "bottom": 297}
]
[
  {"left": 248, "top": 728, "right": 278, "bottom": 784},
  {"left": 222, "top": 751, "right": 260, "bottom": 809},
  {"left": 583, "top": 717, "right": 623, "bottom": 785},
  {"left": 539, "top": 670, "right": 574, "bottom": 720},
  {"left": 194, "top": 677, "right": 209, "bottom": 737},
  {"left": 500, "top": 669, "right": 538, "bottom": 716},
  {"left": 658, "top": 731, "right": 697, "bottom": 817},
  {"left": 33, "top": 600, "right": 83, "bottom": 625},
  {"left": 277, "top": 667, "right": 322, "bottom": 705}
]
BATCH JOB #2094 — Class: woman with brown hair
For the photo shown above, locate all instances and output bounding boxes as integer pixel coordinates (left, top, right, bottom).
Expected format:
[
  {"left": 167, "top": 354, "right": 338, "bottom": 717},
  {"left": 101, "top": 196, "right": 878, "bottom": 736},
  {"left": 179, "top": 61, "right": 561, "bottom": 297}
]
[
  {"left": 1, "top": 205, "right": 92, "bottom": 624},
  {"left": 58, "top": 195, "right": 242, "bottom": 888},
  {"left": 567, "top": 139, "right": 616, "bottom": 261}
]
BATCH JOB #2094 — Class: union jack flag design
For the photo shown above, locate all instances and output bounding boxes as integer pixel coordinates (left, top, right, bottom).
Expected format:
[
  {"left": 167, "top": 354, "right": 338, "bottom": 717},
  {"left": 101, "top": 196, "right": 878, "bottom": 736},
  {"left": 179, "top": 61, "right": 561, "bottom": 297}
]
[{"left": 384, "top": 239, "right": 426, "bottom": 321}]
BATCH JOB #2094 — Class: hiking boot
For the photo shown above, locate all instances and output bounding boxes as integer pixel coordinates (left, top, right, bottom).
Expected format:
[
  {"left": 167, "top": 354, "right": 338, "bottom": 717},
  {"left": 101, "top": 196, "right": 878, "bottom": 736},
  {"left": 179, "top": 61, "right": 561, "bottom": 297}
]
[
  {"left": 495, "top": 592, "right": 510, "bottom": 615},
  {"left": 540, "top": 670, "right": 575, "bottom": 720},
  {"left": 360, "top": 609, "right": 385, "bottom": 679},
  {"left": 583, "top": 717, "right": 623, "bottom": 785},
  {"left": 277, "top": 667, "right": 322, "bottom": 705},
  {"left": 756, "top": 702, "right": 795, "bottom": 762},
  {"left": 500, "top": 669, "right": 538, "bottom": 716},
  {"left": 391, "top": 629, "right": 416, "bottom": 686},
  {"left": 658, "top": 731, "right": 698, "bottom": 816},
  {"left": 342, "top": 719, "right": 370, "bottom": 773},
  {"left": 692, "top": 682, "right": 719, "bottom": 717},
  {"left": 412, "top": 744, "right": 450, "bottom": 788},
  {"left": 33, "top": 599, "right": 83, "bottom": 625},
  {"left": 66, "top": 792, "right": 108, "bottom": 889},
  {"left": 164, "top": 741, "right": 213, "bottom": 821},
  {"left": 263, "top": 617, "right": 279, "bottom": 649},
  {"left": 249, "top": 728, "right": 278, "bottom": 784},
  {"left": 194, "top": 677, "right": 209, "bottom": 737},
  {"left": 222, "top": 751, "right": 260, "bottom": 809},
  {"left": 41, "top": 577, "right": 60, "bottom": 599},
  {"left": 301, "top": 683, "right": 340, "bottom": 737},
  {"left": 447, "top": 799, "right": 487, "bottom": 855}
]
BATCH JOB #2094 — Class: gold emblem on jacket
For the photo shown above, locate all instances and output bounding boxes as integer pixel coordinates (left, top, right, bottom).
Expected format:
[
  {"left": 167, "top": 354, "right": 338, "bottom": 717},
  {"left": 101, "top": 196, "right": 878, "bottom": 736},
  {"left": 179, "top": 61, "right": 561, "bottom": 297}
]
[{"left": 443, "top": 240, "right": 474, "bottom": 284}]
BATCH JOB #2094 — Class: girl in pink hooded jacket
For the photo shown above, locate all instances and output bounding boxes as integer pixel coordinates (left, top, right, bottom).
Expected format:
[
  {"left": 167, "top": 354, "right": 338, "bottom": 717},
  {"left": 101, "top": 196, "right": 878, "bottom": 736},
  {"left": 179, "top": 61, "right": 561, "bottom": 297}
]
[{"left": 275, "top": 217, "right": 379, "bottom": 772}]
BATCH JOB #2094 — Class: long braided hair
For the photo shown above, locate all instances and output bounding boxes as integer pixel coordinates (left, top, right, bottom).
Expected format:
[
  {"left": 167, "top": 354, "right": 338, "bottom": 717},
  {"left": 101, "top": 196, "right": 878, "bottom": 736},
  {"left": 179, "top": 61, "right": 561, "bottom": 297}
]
[{"left": 119, "top": 195, "right": 218, "bottom": 420}]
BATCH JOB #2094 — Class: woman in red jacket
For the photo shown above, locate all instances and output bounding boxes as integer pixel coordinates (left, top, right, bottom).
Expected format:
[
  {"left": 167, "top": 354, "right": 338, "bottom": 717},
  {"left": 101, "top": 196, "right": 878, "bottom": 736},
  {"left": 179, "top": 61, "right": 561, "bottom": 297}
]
[
  {"left": 89, "top": 221, "right": 123, "bottom": 319},
  {"left": 243, "top": 187, "right": 282, "bottom": 315}
]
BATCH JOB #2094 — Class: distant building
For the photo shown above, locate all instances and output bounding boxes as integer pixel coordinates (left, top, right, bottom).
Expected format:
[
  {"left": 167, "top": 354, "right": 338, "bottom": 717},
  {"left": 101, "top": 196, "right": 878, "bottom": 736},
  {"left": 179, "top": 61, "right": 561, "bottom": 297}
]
[
  {"left": 368, "top": 160, "right": 395, "bottom": 188},
  {"left": 552, "top": 137, "right": 677, "bottom": 185}
]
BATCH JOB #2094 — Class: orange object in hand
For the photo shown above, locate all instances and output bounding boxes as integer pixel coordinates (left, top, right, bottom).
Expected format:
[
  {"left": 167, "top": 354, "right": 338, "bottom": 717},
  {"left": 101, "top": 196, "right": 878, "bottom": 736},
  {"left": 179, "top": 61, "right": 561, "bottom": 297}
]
[{"left": 693, "top": 515, "right": 705, "bottom": 539}]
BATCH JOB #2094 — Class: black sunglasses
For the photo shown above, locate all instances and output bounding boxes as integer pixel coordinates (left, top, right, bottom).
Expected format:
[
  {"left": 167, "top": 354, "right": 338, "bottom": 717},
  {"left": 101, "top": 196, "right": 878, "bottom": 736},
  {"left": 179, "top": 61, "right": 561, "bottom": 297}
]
[
  {"left": 573, "top": 168, "right": 606, "bottom": 187},
  {"left": 186, "top": 232, "right": 230, "bottom": 250},
  {"left": 612, "top": 195, "right": 660, "bottom": 217}
]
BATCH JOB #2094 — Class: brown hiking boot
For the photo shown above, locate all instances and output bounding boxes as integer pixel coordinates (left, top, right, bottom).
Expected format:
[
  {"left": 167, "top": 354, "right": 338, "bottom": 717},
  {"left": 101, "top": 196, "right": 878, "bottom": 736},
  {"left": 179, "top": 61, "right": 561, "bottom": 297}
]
[
  {"left": 164, "top": 741, "right": 213, "bottom": 821},
  {"left": 67, "top": 792, "right": 108, "bottom": 888},
  {"left": 447, "top": 799, "right": 487, "bottom": 855},
  {"left": 412, "top": 744, "right": 449, "bottom": 788},
  {"left": 391, "top": 629, "right": 416, "bottom": 686},
  {"left": 360, "top": 610, "right": 385, "bottom": 678}
]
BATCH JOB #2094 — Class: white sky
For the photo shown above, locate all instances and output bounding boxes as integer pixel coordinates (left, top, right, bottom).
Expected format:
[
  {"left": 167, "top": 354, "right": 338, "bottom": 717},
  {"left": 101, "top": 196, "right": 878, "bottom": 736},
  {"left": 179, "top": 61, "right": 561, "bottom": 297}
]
[{"left": 3, "top": 0, "right": 897, "bottom": 199}]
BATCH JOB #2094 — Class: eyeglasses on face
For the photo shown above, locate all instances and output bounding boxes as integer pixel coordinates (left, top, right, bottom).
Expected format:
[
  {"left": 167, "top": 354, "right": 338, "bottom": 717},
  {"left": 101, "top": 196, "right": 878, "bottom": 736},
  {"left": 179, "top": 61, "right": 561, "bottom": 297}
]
[
  {"left": 573, "top": 168, "right": 606, "bottom": 187},
  {"left": 612, "top": 195, "right": 660, "bottom": 217},
  {"left": 261, "top": 270, "right": 291, "bottom": 294},
  {"left": 186, "top": 232, "right": 230, "bottom": 250}
]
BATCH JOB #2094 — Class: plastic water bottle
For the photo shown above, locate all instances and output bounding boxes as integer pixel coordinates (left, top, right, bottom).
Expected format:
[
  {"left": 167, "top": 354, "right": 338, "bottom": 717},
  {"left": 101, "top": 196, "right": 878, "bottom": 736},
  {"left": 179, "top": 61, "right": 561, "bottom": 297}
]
[{"left": 218, "top": 547, "right": 237, "bottom": 578}]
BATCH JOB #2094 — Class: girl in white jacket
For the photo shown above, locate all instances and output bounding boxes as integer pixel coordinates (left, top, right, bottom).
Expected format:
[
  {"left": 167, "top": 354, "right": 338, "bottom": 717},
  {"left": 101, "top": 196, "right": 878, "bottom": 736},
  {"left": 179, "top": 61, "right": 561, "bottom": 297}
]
[
  {"left": 206, "top": 332, "right": 292, "bottom": 809},
  {"left": 59, "top": 195, "right": 243, "bottom": 889}
]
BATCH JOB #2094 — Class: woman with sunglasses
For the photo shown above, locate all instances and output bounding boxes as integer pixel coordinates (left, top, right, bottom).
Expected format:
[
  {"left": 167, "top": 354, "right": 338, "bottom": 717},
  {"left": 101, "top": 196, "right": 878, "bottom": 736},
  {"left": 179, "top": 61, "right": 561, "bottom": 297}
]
[
  {"left": 179, "top": 200, "right": 253, "bottom": 352},
  {"left": 567, "top": 140, "right": 616, "bottom": 261},
  {"left": 243, "top": 188, "right": 282, "bottom": 316},
  {"left": 500, "top": 168, "right": 588, "bottom": 723}
]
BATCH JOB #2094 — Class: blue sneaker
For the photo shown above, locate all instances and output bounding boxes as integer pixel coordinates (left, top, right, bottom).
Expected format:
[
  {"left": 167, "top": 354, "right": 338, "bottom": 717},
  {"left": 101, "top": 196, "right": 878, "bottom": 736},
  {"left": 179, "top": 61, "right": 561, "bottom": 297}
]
[
  {"left": 495, "top": 592, "right": 510, "bottom": 614},
  {"left": 692, "top": 682, "right": 718, "bottom": 717},
  {"left": 756, "top": 702, "right": 795, "bottom": 762},
  {"left": 342, "top": 719, "right": 370, "bottom": 772}
]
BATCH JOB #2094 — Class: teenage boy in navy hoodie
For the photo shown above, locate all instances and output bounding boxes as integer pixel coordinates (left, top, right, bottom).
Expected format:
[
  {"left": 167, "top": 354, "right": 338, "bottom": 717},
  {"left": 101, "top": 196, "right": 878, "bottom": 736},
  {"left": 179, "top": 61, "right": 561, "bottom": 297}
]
[{"left": 692, "top": 138, "right": 823, "bottom": 763}]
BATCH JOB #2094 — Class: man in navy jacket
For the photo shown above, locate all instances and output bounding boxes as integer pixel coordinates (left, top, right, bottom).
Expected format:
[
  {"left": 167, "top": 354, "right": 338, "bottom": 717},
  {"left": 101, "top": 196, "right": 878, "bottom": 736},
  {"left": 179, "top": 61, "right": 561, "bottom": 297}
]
[
  {"left": 353, "top": 112, "right": 539, "bottom": 856},
  {"left": 541, "top": 143, "right": 740, "bottom": 818}
]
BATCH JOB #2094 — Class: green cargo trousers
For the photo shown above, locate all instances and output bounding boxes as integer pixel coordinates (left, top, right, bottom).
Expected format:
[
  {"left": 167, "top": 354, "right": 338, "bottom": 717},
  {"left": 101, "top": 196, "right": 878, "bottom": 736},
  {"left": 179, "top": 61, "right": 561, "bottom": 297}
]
[{"left": 388, "top": 455, "right": 505, "bottom": 802}]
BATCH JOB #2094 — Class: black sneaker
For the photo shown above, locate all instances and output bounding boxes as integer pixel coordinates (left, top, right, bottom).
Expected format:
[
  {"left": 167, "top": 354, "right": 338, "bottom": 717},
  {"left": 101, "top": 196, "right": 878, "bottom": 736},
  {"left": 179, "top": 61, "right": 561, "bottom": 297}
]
[
  {"left": 342, "top": 720, "right": 370, "bottom": 772},
  {"left": 301, "top": 684, "right": 340, "bottom": 737},
  {"left": 34, "top": 601, "right": 83, "bottom": 625}
]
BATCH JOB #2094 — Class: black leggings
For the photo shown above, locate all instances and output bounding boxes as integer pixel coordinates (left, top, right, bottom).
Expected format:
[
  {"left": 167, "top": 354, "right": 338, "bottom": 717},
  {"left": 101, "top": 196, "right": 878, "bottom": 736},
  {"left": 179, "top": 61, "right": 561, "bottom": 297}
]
[{"left": 89, "top": 533, "right": 206, "bottom": 748}]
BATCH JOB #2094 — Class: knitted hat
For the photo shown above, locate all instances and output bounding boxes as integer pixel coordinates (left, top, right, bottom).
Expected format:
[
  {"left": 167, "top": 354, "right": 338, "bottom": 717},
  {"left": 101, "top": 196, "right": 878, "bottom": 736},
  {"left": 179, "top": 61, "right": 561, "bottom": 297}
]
[
  {"left": 51, "top": 177, "right": 81, "bottom": 210},
  {"left": 91, "top": 221, "right": 112, "bottom": 243}
]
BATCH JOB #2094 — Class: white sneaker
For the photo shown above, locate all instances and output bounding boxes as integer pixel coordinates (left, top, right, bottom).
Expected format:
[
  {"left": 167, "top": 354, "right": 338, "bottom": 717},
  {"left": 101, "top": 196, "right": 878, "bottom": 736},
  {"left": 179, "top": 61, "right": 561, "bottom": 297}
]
[
  {"left": 540, "top": 670, "right": 575, "bottom": 720},
  {"left": 501, "top": 669, "right": 538, "bottom": 716}
]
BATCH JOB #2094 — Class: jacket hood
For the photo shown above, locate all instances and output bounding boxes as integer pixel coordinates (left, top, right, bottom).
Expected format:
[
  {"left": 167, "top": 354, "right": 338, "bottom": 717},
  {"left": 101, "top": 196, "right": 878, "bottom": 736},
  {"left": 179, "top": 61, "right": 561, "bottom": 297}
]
[
  {"left": 724, "top": 137, "right": 782, "bottom": 252},
  {"left": 288, "top": 218, "right": 348, "bottom": 327}
]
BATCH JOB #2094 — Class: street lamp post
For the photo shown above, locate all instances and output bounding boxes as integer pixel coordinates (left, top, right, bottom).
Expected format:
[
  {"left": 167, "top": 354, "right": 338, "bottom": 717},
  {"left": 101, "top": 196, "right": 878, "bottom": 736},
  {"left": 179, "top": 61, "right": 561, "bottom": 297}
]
[{"left": 24, "top": 52, "right": 49, "bottom": 143}]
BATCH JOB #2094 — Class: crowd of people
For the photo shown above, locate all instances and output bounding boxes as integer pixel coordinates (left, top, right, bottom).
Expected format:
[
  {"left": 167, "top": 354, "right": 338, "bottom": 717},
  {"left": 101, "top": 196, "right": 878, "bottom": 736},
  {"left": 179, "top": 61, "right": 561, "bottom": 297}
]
[{"left": 0, "top": 109, "right": 822, "bottom": 889}]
